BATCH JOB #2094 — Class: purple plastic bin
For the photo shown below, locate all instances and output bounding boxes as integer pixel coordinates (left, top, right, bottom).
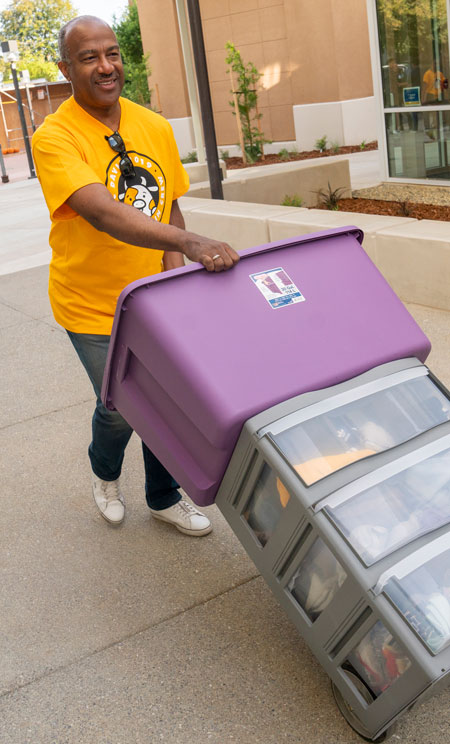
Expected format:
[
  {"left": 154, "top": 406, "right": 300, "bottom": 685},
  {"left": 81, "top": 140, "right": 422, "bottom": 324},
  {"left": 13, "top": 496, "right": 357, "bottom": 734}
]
[{"left": 102, "top": 226, "right": 430, "bottom": 506}]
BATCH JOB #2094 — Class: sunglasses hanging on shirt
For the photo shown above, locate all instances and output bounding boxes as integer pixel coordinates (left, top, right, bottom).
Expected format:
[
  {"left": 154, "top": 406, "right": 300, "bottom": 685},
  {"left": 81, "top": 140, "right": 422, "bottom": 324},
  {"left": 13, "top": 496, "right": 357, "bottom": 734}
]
[{"left": 105, "top": 131, "right": 136, "bottom": 179}]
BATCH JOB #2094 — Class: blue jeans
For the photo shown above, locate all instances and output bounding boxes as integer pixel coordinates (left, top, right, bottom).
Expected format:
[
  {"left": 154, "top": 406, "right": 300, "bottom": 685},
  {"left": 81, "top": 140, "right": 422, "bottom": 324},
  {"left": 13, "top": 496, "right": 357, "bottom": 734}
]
[{"left": 66, "top": 331, "right": 181, "bottom": 511}]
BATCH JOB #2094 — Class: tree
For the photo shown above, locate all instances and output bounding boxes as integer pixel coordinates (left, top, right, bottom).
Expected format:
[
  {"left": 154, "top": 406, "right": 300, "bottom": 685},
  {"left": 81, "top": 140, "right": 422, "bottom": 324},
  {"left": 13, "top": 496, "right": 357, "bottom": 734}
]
[
  {"left": 112, "top": 1, "right": 152, "bottom": 108},
  {"left": 377, "top": 0, "right": 447, "bottom": 31},
  {"left": 0, "top": 51, "right": 59, "bottom": 83},
  {"left": 225, "top": 41, "right": 266, "bottom": 163},
  {"left": 0, "top": 0, "right": 76, "bottom": 64},
  {"left": 18, "top": 52, "right": 59, "bottom": 81},
  {"left": 376, "top": 0, "right": 448, "bottom": 62}
]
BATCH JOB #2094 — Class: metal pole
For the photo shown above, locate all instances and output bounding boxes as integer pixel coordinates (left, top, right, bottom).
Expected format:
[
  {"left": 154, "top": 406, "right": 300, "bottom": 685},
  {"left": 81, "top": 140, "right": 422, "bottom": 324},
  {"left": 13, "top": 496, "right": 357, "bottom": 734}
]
[
  {"left": 175, "top": 0, "right": 206, "bottom": 164},
  {"left": 185, "top": 0, "right": 223, "bottom": 199},
  {"left": 154, "top": 82, "right": 162, "bottom": 114},
  {"left": 2, "top": 86, "right": 36, "bottom": 133},
  {"left": 0, "top": 143, "right": 9, "bottom": 183},
  {"left": 46, "top": 83, "right": 53, "bottom": 114},
  {"left": 25, "top": 83, "right": 37, "bottom": 132},
  {"left": 365, "top": 0, "right": 388, "bottom": 182},
  {"left": 10, "top": 63, "right": 36, "bottom": 178}
]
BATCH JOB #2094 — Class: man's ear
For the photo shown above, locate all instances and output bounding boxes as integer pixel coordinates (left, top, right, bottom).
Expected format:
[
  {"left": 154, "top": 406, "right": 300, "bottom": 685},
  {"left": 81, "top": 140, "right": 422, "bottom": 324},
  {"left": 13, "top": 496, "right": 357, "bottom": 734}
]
[{"left": 58, "top": 60, "right": 70, "bottom": 82}]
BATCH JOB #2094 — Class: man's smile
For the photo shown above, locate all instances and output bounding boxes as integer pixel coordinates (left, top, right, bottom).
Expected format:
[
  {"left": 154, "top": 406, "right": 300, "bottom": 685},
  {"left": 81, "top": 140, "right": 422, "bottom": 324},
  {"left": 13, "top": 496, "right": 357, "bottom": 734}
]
[{"left": 95, "top": 77, "right": 118, "bottom": 88}]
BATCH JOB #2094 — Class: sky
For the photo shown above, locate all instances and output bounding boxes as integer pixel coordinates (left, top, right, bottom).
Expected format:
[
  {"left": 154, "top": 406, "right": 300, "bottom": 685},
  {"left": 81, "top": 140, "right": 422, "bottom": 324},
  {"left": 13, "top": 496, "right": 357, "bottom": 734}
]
[
  {"left": 69, "top": 0, "right": 129, "bottom": 26},
  {"left": 0, "top": 0, "right": 129, "bottom": 26}
]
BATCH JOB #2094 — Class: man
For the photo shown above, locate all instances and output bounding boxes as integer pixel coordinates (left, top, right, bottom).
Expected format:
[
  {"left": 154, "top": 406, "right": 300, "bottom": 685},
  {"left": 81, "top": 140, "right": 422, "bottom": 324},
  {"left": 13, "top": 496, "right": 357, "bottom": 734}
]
[
  {"left": 422, "top": 60, "right": 446, "bottom": 135},
  {"left": 32, "top": 15, "right": 239, "bottom": 535},
  {"left": 422, "top": 59, "right": 445, "bottom": 104}
]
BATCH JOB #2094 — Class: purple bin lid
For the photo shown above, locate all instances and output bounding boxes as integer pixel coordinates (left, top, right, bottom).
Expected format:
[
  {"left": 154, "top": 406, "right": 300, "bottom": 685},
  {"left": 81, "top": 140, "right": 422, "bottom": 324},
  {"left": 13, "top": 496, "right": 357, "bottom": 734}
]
[{"left": 102, "top": 226, "right": 431, "bottom": 505}]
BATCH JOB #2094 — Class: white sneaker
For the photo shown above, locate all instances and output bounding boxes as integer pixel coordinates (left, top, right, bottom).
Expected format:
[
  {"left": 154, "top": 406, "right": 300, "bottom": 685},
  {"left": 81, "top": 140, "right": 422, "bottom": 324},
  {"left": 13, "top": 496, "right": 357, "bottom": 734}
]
[
  {"left": 92, "top": 474, "right": 125, "bottom": 524},
  {"left": 149, "top": 500, "right": 212, "bottom": 536}
]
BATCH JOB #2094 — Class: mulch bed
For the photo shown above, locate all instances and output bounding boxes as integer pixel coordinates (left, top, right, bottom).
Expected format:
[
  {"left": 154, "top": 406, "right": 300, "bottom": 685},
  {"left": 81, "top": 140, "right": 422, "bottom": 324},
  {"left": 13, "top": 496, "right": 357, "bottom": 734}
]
[
  {"left": 324, "top": 198, "right": 450, "bottom": 222},
  {"left": 224, "top": 142, "right": 450, "bottom": 221},
  {"left": 223, "top": 141, "right": 378, "bottom": 170}
]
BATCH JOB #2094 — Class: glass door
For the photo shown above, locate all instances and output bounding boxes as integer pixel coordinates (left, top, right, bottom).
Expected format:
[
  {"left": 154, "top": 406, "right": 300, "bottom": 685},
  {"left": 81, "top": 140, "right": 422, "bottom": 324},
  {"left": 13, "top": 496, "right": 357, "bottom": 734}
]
[{"left": 376, "top": 0, "right": 450, "bottom": 180}]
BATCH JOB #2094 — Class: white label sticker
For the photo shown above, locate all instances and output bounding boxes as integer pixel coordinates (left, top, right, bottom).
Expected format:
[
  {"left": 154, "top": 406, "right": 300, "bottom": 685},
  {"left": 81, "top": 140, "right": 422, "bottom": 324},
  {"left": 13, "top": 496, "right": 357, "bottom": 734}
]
[{"left": 250, "top": 267, "right": 305, "bottom": 309}]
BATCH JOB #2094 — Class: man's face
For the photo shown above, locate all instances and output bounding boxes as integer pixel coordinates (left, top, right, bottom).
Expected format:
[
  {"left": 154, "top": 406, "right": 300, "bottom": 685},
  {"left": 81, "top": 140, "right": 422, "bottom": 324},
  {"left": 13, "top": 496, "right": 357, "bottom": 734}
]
[{"left": 58, "top": 20, "right": 124, "bottom": 114}]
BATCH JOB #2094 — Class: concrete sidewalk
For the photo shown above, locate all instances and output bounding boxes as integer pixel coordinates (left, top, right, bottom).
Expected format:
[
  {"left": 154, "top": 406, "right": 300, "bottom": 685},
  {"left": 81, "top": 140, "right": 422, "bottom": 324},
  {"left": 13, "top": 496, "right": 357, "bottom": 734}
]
[
  {"left": 1, "top": 150, "right": 35, "bottom": 183},
  {"left": 1, "top": 167, "right": 450, "bottom": 743}
]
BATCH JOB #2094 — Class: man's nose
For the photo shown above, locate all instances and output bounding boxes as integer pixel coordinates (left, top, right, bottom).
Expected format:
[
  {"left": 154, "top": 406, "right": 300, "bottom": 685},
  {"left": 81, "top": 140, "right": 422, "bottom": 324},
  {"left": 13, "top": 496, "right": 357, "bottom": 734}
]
[{"left": 97, "top": 55, "right": 114, "bottom": 74}]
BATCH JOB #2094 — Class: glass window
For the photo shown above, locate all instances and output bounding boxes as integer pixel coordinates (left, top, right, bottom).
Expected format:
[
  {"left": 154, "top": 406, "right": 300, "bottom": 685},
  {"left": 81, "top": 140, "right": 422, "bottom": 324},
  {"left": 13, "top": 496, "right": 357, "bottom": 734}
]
[
  {"left": 273, "top": 376, "right": 450, "bottom": 486},
  {"left": 344, "top": 620, "right": 411, "bottom": 698},
  {"left": 288, "top": 537, "right": 346, "bottom": 621},
  {"left": 386, "top": 110, "right": 450, "bottom": 179},
  {"left": 384, "top": 549, "right": 450, "bottom": 654},
  {"left": 376, "top": 0, "right": 449, "bottom": 110},
  {"left": 242, "top": 463, "right": 290, "bottom": 546},
  {"left": 326, "top": 447, "right": 450, "bottom": 565}
]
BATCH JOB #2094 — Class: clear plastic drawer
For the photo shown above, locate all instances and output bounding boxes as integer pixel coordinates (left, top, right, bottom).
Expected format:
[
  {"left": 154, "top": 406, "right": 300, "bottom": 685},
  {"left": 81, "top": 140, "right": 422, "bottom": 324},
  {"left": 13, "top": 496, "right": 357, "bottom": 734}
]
[
  {"left": 343, "top": 620, "right": 412, "bottom": 698},
  {"left": 287, "top": 537, "right": 346, "bottom": 622},
  {"left": 242, "top": 464, "right": 290, "bottom": 546},
  {"left": 322, "top": 444, "right": 450, "bottom": 565},
  {"left": 271, "top": 372, "right": 450, "bottom": 487},
  {"left": 379, "top": 541, "right": 450, "bottom": 655}
]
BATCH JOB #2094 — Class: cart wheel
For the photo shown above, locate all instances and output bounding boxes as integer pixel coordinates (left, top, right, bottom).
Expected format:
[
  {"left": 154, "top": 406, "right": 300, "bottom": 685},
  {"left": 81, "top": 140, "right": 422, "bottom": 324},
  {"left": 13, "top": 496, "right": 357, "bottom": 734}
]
[{"left": 331, "top": 670, "right": 397, "bottom": 742}]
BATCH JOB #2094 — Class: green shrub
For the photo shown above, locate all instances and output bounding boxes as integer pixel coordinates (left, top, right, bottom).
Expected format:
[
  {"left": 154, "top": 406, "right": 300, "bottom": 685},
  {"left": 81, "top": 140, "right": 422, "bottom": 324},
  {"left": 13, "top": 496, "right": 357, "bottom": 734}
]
[
  {"left": 219, "top": 149, "right": 230, "bottom": 160},
  {"left": 281, "top": 194, "right": 304, "bottom": 207},
  {"left": 330, "top": 141, "right": 340, "bottom": 154},
  {"left": 314, "top": 181, "right": 346, "bottom": 210},
  {"left": 278, "top": 148, "right": 290, "bottom": 161},
  {"left": 181, "top": 151, "right": 198, "bottom": 164},
  {"left": 225, "top": 41, "right": 267, "bottom": 163},
  {"left": 315, "top": 135, "right": 328, "bottom": 152}
]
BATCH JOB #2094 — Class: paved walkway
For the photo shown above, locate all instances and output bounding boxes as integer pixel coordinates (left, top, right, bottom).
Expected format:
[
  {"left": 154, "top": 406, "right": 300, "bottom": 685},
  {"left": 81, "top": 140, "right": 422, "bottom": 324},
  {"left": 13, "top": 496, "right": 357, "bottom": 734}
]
[
  {"left": 1, "top": 156, "right": 450, "bottom": 743},
  {"left": 0, "top": 150, "right": 34, "bottom": 183}
]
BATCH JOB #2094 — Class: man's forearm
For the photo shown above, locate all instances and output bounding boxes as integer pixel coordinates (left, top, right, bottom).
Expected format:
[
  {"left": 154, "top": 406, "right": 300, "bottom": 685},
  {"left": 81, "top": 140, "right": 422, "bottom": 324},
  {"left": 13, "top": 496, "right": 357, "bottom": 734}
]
[
  {"left": 67, "top": 183, "right": 239, "bottom": 271},
  {"left": 68, "top": 183, "right": 187, "bottom": 253}
]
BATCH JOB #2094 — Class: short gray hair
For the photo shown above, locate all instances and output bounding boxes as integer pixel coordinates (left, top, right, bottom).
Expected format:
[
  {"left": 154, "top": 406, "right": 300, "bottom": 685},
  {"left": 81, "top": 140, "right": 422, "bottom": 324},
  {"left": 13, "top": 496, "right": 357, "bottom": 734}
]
[{"left": 58, "top": 16, "right": 110, "bottom": 63}]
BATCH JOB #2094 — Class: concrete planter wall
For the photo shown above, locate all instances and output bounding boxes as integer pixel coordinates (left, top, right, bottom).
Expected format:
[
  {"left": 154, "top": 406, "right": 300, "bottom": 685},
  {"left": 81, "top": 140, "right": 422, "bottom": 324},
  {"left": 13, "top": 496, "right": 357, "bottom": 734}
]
[
  {"left": 182, "top": 160, "right": 227, "bottom": 184},
  {"left": 179, "top": 195, "right": 450, "bottom": 312},
  {"left": 292, "top": 97, "right": 378, "bottom": 152},
  {"left": 187, "top": 158, "right": 352, "bottom": 208}
]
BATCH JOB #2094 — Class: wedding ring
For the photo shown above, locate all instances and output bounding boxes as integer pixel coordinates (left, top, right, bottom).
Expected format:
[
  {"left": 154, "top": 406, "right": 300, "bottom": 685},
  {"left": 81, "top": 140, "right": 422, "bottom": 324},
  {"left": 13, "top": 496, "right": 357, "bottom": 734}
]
[{"left": 212, "top": 253, "right": 221, "bottom": 260}]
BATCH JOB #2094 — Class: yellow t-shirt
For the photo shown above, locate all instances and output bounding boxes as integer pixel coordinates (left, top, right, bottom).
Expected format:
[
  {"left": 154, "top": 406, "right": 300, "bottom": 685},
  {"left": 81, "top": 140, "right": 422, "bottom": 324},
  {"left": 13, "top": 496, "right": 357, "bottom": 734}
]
[
  {"left": 32, "top": 96, "right": 190, "bottom": 334},
  {"left": 423, "top": 68, "right": 444, "bottom": 98}
]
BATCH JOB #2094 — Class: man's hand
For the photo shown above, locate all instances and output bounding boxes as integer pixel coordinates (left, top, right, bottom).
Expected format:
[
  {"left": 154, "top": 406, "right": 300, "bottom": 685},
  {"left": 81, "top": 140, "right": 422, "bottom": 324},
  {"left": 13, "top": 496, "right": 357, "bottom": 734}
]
[{"left": 181, "top": 232, "right": 239, "bottom": 272}]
